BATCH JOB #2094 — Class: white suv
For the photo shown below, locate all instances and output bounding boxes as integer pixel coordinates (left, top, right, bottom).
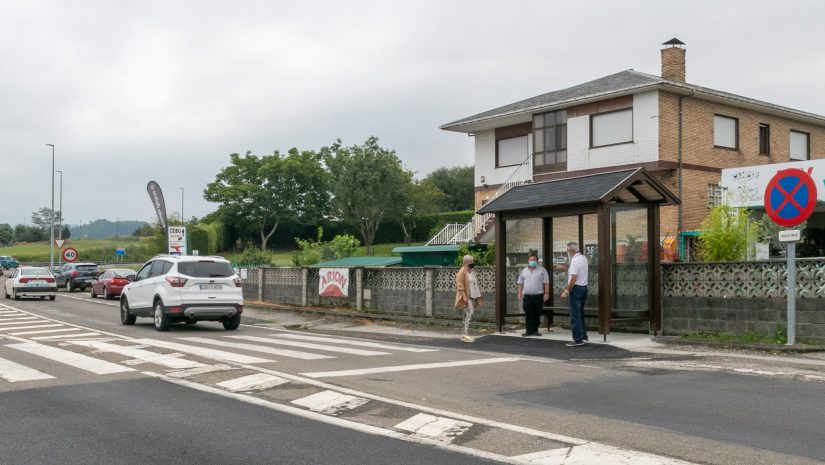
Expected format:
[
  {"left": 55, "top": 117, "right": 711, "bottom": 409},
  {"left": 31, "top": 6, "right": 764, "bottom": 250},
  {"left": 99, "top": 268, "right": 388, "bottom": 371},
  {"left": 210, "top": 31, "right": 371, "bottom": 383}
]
[{"left": 120, "top": 255, "right": 243, "bottom": 331}]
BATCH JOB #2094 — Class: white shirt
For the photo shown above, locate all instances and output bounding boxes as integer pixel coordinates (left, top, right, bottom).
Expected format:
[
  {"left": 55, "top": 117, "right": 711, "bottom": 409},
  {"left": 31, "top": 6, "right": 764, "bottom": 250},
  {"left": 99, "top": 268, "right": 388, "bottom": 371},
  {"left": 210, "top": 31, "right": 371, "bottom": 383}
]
[
  {"left": 568, "top": 253, "right": 589, "bottom": 286},
  {"left": 467, "top": 271, "right": 482, "bottom": 299}
]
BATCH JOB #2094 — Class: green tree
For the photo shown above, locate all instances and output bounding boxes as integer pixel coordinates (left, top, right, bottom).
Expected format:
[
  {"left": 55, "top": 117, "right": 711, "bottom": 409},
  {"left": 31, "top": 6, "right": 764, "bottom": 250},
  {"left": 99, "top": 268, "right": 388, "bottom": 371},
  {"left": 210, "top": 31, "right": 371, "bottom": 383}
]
[
  {"left": 423, "top": 166, "right": 474, "bottom": 211},
  {"left": 697, "top": 204, "right": 760, "bottom": 262},
  {"left": 0, "top": 224, "right": 13, "bottom": 245},
  {"left": 323, "top": 137, "right": 409, "bottom": 255},
  {"left": 13, "top": 224, "right": 45, "bottom": 242},
  {"left": 394, "top": 178, "right": 445, "bottom": 245},
  {"left": 61, "top": 225, "right": 71, "bottom": 240},
  {"left": 31, "top": 207, "right": 63, "bottom": 237},
  {"left": 132, "top": 223, "right": 155, "bottom": 237},
  {"left": 204, "top": 149, "right": 329, "bottom": 250}
]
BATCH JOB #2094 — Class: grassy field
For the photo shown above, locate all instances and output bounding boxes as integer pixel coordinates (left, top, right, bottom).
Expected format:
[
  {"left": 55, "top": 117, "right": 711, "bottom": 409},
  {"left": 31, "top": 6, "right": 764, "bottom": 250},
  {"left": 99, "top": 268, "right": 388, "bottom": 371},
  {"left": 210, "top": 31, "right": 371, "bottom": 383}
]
[
  {"left": 223, "top": 242, "right": 422, "bottom": 266},
  {"left": 2, "top": 238, "right": 159, "bottom": 263}
]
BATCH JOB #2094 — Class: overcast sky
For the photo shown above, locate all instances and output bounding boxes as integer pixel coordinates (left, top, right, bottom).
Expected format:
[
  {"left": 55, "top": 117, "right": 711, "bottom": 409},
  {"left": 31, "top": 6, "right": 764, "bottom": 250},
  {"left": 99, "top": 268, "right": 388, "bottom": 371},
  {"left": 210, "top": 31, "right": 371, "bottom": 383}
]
[{"left": 2, "top": 0, "right": 824, "bottom": 227}]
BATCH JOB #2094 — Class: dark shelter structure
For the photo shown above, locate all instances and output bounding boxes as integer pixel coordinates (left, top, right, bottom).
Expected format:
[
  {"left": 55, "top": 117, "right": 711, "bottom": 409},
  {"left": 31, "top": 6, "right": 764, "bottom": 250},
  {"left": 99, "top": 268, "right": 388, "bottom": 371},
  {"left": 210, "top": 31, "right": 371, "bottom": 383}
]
[{"left": 477, "top": 168, "right": 680, "bottom": 339}]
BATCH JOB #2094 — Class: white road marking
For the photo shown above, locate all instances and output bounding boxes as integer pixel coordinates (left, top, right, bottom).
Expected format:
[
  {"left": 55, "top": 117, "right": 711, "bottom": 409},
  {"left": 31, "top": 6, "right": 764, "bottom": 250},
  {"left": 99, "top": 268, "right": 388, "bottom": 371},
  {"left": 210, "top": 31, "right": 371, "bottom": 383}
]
[
  {"left": 0, "top": 356, "right": 55, "bottom": 382},
  {"left": 301, "top": 357, "right": 521, "bottom": 379},
  {"left": 0, "top": 318, "right": 45, "bottom": 325},
  {"left": 270, "top": 333, "right": 438, "bottom": 353},
  {"left": 217, "top": 373, "right": 289, "bottom": 392},
  {"left": 179, "top": 337, "right": 335, "bottom": 360},
  {"left": 165, "top": 364, "right": 236, "bottom": 379},
  {"left": 6, "top": 342, "right": 135, "bottom": 375},
  {"left": 511, "top": 443, "right": 697, "bottom": 465},
  {"left": 32, "top": 332, "right": 101, "bottom": 340},
  {"left": 394, "top": 413, "right": 473, "bottom": 444},
  {"left": 132, "top": 338, "right": 273, "bottom": 364},
  {"left": 69, "top": 340, "right": 206, "bottom": 369},
  {"left": 0, "top": 323, "right": 64, "bottom": 331},
  {"left": 10, "top": 328, "right": 82, "bottom": 336},
  {"left": 0, "top": 313, "right": 31, "bottom": 317},
  {"left": 291, "top": 390, "right": 369, "bottom": 415},
  {"left": 228, "top": 335, "right": 391, "bottom": 356}
]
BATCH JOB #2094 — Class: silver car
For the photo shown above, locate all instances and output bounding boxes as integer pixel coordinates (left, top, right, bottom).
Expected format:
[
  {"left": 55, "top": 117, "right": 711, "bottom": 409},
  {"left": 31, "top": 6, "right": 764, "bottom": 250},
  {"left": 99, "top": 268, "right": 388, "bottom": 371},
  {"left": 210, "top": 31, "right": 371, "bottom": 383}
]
[{"left": 4, "top": 267, "right": 57, "bottom": 301}]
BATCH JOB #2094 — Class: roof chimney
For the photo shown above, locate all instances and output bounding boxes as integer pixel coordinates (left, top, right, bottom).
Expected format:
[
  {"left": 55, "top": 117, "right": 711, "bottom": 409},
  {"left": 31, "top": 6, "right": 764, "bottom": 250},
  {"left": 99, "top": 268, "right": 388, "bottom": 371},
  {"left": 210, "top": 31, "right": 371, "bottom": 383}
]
[{"left": 661, "top": 38, "right": 686, "bottom": 82}]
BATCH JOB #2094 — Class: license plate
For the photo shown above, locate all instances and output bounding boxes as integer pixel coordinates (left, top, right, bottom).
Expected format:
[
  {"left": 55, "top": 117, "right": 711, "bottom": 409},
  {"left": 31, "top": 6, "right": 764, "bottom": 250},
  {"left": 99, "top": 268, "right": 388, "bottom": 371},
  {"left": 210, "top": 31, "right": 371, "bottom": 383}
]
[
  {"left": 199, "top": 284, "right": 223, "bottom": 291},
  {"left": 30, "top": 281, "right": 48, "bottom": 287}
]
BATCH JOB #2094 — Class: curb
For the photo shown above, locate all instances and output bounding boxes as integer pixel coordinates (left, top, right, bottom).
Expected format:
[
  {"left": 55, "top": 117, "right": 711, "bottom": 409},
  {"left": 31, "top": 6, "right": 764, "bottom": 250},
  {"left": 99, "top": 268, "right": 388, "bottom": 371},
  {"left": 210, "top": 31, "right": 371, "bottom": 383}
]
[{"left": 654, "top": 336, "right": 825, "bottom": 353}]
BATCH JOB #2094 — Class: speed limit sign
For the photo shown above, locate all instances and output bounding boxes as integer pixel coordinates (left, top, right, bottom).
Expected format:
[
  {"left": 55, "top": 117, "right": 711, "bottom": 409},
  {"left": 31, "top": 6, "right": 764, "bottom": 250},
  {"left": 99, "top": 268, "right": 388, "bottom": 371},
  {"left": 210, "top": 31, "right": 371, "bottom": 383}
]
[{"left": 62, "top": 247, "right": 78, "bottom": 263}]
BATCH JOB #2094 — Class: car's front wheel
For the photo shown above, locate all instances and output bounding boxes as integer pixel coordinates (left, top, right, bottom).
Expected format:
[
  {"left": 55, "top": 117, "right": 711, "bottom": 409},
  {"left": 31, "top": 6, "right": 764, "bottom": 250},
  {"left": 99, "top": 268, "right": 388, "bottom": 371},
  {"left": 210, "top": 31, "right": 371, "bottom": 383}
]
[
  {"left": 48, "top": 295, "right": 55, "bottom": 301},
  {"left": 120, "top": 298, "right": 136, "bottom": 325},
  {"left": 222, "top": 314, "right": 241, "bottom": 330},
  {"left": 153, "top": 301, "right": 171, "bottom": 331}
]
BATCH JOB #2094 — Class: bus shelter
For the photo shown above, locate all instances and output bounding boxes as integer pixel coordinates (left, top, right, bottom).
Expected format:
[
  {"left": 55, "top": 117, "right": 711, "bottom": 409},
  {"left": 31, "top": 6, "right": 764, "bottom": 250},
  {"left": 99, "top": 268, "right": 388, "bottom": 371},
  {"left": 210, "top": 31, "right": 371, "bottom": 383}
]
[{"left": 477, "top": 168, "right": 680, "bottom": 338}]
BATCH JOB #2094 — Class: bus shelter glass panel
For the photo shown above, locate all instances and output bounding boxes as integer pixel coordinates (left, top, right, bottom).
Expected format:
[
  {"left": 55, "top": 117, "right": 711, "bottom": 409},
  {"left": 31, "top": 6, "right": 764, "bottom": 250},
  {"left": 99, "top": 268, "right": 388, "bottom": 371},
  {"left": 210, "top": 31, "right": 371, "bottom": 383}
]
[
  {"left": 505, "top": 219, "right": 543, "bottom": 267},
  {"left": 551, "top": 216, "right": 578, "bottom": 303},
  {"left": 582, "top": 214, "right": 599, "bottom": 309},
  {"left": 611, "top": 207, "right": 648, "bottom": 311}
]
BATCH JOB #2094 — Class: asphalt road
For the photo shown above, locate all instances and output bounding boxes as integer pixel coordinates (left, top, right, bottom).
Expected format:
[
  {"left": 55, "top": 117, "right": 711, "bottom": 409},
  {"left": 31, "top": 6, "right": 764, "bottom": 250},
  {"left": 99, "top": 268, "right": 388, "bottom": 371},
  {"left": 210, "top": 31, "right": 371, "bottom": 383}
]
[{"left": 1, "top": 286, "right": 824, "bottom": 465}]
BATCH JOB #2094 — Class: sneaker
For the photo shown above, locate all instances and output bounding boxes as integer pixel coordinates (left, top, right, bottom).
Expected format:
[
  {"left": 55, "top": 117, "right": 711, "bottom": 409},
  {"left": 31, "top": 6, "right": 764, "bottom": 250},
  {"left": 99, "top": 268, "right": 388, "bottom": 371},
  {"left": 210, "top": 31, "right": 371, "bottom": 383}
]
[
  {"left": 521, "top": 332, "right": 531, "bottom": 337},
  {"left": 565, "top": 341, "right": 585, "bottom": 347},
  {"left": 460, "top": 335, "right": 475, "bottom": 343},
  {"left": 532, "top": 332, "right": 541, "bottom": 337}
]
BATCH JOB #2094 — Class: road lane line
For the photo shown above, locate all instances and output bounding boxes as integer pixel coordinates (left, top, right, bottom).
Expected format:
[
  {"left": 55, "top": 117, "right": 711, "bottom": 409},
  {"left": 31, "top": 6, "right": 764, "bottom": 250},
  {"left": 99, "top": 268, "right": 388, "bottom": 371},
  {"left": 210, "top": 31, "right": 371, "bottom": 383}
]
[
  {"left": 0, "top": 323, "right": 64, "bottom": 331},
  {"left": 32, "top": 332, "right": 101, "bottom": 340},
  {"left": 179, "top": 337, "right": 335, "bottom": 360},
  {"left": 69, "top": 340, "right": 207, "bottom": 369},
  {"left": 10, "top": 328, "right": 82, "bottom": 336},
  {"left": 0, "top": 318, "right": 46, "bottom": 325},
  {"left": 268, "top": 333, "right": 438, "bottom": 353},
  {"left": 510, "top": 443, "right": 698, "bottom": 465},
  {"left": 291, "top": 390, "right": 369, "bottom": 415},
  {"left": 132, "top": 338, "right": 273, "bottom": 364},
  {"left": 394, "top": 413, "right": 473, "bottom": 444},
  {"left": 6, "top": 342, "right": 135, "bottom": 375},
  {"left": 217, "top": 373, "right": 289, "bottom": 392},
  {"left": 301, "top": 357, "right": 520, "bottom": 379},
  {"left": 0, "top": 356, "right": 55, "bottom": 382},
  {"left": 228, "top": 335, "right": 391, "bottom": 356},
  {"left": 165, "top": 364, "right": 236, "bottom": 379}
]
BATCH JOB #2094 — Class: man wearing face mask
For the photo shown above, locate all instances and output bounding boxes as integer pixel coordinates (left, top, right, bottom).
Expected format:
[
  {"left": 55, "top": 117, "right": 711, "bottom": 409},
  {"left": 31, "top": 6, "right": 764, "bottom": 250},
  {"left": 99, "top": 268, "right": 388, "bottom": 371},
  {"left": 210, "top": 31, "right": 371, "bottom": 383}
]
[{"left": 516, "top": 254, "right": 550, "bottom": 337}]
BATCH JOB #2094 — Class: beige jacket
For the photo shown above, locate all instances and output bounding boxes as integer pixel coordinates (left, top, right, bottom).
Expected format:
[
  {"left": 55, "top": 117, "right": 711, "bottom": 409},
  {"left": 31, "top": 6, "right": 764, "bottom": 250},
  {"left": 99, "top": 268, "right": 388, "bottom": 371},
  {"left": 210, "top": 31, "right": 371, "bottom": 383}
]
[{"left": 454, "top": 267, "right": 483, "bottom": 310}]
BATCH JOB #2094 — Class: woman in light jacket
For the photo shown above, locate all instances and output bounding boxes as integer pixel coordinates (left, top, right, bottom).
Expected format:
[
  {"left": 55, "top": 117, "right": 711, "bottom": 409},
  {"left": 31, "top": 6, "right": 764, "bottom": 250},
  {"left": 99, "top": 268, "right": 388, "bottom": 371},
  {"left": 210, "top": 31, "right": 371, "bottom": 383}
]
[{"left": 454, "top": 255, "right": 483, "bottom": 343}]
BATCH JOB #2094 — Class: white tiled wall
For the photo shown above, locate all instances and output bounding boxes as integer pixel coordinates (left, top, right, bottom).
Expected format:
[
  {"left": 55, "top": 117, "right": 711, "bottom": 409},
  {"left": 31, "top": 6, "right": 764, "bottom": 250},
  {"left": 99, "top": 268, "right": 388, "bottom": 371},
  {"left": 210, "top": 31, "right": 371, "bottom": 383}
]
[
  {"left": 474, "top": 129, "right": 532, "bottom": 187},
  {"left": 567, "top": 91, "right": 659, "bottom": 171}
]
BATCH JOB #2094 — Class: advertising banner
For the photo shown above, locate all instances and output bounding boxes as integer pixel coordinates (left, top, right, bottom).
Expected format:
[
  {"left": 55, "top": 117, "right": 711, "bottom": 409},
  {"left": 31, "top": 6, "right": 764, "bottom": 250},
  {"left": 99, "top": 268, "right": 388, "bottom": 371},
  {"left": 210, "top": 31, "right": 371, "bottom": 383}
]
[
  {"left": 147, "top": 181, "right": 168, "bottom": 229},
  {"left": 318, "top": 268, "right": 349, "bottom": 297},
  {"left": 168, "top": 226, "right": 187, "bottom": 256},
  {"left": 721, "top": 159, "right": 825, "bottom": 208}
]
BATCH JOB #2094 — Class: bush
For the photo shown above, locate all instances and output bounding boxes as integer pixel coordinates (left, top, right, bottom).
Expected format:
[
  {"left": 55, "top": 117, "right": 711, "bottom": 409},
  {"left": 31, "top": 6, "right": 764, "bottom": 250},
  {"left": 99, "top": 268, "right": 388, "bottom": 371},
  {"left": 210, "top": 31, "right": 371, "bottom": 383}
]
[
  {"left": 454, "top": 243, "right": 494, "bottom": 266},
  {"left": 697, "top": 205, "right": 760, "bottom": 262},
  {"left": 236, "top": 246, "right": 274, "bottom": 266},
  {"left": 292, "top": 227, "right": 361, "bottom": 266}
]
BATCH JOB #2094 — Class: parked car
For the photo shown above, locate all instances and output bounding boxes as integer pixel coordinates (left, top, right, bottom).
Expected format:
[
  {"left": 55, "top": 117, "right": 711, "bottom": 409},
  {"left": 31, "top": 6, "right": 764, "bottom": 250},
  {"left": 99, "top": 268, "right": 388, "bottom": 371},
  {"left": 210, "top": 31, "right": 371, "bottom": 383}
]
[
  {"left": 120, "top": 255, "right": 243, "bottom": 331},
  {"left": 4, "top": 267, "right": 57, "bottom": 301},
  {"left": 55, "top": 262, "right": 99, "bottom": 292},
  {"left": 90, "top": 268, "right": 136, "bottom": 300},
  {"left": 0, "top": 255, "right": 19, "bottom": 270}
]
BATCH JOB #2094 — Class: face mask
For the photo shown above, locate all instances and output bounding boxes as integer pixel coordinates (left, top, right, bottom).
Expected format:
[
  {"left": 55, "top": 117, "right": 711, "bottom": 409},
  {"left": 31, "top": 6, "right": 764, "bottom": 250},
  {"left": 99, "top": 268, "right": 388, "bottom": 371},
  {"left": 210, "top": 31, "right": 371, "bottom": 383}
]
[
  {"left": 528, "top": 260, "right": 538, "bottom": 268},
  {"left": 467, "top": 263, "right": 475, "bottom": 269}
]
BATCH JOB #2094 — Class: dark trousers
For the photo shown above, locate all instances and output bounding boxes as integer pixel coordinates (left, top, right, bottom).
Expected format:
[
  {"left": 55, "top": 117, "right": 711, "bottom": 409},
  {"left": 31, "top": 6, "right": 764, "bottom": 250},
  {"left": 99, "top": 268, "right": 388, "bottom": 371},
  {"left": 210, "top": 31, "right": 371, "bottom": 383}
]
[
  {"left": 569, "top": 285, "right": 588, "bottom": 342},
  {"left": 522, "top": 294, "right": 543, "bottom": 333}
]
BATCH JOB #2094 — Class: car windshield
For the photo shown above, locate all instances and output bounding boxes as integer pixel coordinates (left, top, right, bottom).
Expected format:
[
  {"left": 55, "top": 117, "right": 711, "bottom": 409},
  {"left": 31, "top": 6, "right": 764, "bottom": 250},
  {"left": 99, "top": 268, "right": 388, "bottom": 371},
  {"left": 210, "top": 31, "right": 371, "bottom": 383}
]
[
  {"left": 177, "top": 261, "right": 235, "bottom": 278},
  {"left": 76, "top": 265, "right": 98, "bottom": 272},
  {"left": 0, "top": 256, "right": 12, "bottom": 260},
  {"left": 111, "top": 270, "right": 136, "bottom": 278},
  {"left": 20, "top": 268, "right": 51, "bottom": 276}
]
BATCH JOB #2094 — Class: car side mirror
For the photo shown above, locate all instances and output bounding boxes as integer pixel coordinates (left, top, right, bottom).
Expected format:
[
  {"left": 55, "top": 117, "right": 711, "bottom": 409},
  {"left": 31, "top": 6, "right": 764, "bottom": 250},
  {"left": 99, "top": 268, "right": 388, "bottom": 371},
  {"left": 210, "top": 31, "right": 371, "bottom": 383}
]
[{"left": 127, "top": 275, "right": 136, "bottom": 282}]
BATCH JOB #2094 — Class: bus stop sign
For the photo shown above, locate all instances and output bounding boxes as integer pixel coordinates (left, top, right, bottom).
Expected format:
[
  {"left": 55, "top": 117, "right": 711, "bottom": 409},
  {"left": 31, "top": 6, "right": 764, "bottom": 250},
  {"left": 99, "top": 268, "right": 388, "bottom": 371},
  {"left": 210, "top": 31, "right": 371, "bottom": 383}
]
[{"left": 764, "top": 168, "right": 817, "bottom": 227}]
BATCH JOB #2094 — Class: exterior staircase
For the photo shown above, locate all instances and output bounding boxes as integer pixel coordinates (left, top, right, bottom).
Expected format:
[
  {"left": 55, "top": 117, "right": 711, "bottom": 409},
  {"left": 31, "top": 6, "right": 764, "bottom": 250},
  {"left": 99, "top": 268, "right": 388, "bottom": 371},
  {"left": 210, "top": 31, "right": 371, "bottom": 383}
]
[{"left": 426, "top": 156, "right": 533, "bottom": 245}]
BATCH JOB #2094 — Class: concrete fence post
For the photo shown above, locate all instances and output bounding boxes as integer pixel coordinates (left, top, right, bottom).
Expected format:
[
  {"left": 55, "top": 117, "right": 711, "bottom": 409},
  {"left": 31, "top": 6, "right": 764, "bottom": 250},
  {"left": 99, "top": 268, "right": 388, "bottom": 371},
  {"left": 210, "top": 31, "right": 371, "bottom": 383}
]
[
  {"left": 257, "top": 267, "right": 264, "bottom": 302},
  {"left": 425, "top": 267, "right": 434, "bottom": 317},
  {"left": 301, "top": 267, "right": 309, "bottom": 307},
  {"left": 356, "top": 268, "right": 364, "bottom": 311}
]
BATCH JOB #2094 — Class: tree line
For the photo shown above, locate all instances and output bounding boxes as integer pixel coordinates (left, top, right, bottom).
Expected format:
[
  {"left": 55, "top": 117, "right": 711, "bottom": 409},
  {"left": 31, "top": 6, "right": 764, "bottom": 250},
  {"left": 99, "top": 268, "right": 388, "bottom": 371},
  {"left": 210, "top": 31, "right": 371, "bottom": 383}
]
[
  {"left": 0, "top": 208, "right": 70, "bottom": 246},
  {"left": 203, "top": 136, "right": 473, "bottom": 254}
]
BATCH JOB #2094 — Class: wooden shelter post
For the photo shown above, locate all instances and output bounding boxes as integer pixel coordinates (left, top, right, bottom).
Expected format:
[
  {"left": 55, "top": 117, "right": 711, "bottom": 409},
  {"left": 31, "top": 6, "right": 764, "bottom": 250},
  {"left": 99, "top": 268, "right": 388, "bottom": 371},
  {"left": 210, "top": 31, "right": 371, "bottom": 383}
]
[
  {"left": 495, "top": 214, "right": 507, "bottom": 332},
  {"left": 648, "top": 204, "right": 662, "bottom": 333},
  {"left": 597, "top": 203, "right": 612, "bottom": 339}
]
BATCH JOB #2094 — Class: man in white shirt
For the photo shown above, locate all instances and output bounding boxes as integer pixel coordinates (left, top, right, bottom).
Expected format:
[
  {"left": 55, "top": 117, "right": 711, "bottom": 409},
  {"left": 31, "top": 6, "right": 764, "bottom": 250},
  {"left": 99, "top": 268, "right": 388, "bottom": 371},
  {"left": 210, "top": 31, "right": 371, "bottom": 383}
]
[{"left": 557, "top": 241, "right": 589, "bottom": 346}]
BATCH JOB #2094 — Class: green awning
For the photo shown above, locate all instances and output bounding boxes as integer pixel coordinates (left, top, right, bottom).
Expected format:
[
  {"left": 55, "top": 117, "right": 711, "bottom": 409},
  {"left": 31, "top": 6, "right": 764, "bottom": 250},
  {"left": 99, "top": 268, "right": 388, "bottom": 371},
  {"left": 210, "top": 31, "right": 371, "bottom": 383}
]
[{"left": 312, "top": 256, "right": 402, "bottom": 267}]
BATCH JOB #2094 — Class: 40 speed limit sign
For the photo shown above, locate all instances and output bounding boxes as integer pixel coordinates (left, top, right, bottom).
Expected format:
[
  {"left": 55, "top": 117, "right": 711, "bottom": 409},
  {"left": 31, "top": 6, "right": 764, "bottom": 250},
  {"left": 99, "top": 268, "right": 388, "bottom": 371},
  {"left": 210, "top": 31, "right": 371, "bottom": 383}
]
[{"left": 62, "top": 247, "right": 78, "bottom": 263}]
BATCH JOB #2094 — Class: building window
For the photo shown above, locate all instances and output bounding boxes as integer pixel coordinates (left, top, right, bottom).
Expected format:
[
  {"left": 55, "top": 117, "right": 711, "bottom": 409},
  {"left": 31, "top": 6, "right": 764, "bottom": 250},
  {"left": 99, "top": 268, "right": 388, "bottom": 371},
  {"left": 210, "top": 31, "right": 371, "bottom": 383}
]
[
  {"left": 713, "top": 114, "right": 738, "bottom": 149},
  {"left": 790, "top": 130, "right": 810, "bottom": 161},
  {"left": 532, "top": 110, "right": 567, "bottom": 174},
  {"left": 707, "top": 184, "right": 724, "bottom": 207},
  {"left": 759, "top": 123, "right": 770, "bottom": 155},
  {"left": 590, "top": 108, "right": 633, "bottom": 147},
  {"left": 496, "top": 135, "right": 528, "bottom": 167}
]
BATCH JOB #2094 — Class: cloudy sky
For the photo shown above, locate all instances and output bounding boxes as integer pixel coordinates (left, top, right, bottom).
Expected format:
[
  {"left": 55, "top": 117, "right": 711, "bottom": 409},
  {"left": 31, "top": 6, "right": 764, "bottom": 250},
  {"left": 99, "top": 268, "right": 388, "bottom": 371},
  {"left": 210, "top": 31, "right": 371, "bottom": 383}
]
[{"left": 2, "top": 0, "right": 824, "bottom": 226}]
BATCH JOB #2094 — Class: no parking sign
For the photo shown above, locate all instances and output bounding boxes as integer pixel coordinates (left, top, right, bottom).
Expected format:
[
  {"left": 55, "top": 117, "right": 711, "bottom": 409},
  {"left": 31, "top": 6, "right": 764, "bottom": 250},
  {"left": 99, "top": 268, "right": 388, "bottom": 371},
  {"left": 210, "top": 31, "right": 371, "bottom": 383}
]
[{"left": 763, "top": 168, "right": 817, "bottom": 227}]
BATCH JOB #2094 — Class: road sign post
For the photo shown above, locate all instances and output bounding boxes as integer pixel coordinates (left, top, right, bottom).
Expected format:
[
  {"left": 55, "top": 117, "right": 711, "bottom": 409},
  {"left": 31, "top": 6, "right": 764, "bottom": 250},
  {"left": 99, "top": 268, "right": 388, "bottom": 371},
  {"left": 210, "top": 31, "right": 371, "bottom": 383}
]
[{"left": 764, "top": 168, "right": 816, "bottom": 346}]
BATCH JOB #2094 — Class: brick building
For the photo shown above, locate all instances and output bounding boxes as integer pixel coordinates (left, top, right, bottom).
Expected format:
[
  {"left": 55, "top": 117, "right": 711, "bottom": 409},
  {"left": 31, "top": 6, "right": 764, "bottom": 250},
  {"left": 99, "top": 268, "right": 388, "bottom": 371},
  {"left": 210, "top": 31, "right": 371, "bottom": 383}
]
[{"left": 439, "top": 39, "right": 825, "bottom": 258}]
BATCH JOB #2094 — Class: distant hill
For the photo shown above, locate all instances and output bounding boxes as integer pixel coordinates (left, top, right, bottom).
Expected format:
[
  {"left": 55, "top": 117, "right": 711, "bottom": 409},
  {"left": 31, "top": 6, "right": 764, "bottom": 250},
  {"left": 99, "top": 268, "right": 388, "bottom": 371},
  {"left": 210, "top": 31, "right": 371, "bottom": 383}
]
[{"left": 69, "top": 219, "right": 148, "bottom": 240}]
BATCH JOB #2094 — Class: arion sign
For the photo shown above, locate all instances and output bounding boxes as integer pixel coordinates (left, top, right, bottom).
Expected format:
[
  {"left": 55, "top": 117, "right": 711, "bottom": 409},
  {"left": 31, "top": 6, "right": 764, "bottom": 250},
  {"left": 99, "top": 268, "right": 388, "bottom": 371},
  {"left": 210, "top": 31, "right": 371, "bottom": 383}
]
[
  {"left": 318, "top": 268, "right": 349, "bottom": 297},
  {"left": 721, "top": 159, "right": 825, "bottom": 208}
]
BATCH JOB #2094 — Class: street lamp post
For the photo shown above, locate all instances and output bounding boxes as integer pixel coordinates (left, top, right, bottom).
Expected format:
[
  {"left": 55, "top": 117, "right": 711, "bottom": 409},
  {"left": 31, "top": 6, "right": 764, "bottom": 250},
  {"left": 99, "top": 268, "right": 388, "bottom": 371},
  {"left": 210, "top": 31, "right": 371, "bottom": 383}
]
[
  {"left": 56, "top": 170, "right": 63, "bottom": 267},
  {"left": 46, "top": 144, "right": 55, "bottom": 272},
  {"left": 179, "top": 187, "right": 184, "bottom": 226}
]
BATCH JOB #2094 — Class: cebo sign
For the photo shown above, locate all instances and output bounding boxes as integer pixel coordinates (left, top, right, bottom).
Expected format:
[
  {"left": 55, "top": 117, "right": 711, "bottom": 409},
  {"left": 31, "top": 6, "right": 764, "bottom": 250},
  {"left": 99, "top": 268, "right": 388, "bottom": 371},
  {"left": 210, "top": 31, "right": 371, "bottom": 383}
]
[{"left": 167, "top": 226, "right": 187, "bottom": 256}]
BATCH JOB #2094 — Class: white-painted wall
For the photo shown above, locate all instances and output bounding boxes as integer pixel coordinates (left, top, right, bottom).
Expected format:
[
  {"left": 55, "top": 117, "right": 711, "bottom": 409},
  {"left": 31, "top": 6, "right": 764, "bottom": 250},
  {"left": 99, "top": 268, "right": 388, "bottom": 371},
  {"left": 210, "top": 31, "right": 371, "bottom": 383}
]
[
  {"left": 567, "top": 91, "right": 659, "bottom": 171},
  {"left": 474, "top": 130, "right": 532, "bottom": 187}
]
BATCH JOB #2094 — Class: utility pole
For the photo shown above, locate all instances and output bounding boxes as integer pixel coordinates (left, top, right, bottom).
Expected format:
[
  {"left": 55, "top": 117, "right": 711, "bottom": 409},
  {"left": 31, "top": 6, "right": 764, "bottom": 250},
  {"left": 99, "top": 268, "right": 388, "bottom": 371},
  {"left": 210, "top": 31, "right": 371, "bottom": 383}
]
[
  {"left": 46, "top": 144, "right": 55, "bottom": 272},
  {"left": 57, "top": 170, "right": 63, "bottom": 268}
]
